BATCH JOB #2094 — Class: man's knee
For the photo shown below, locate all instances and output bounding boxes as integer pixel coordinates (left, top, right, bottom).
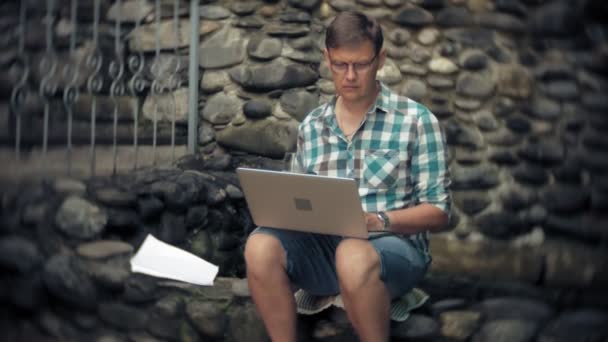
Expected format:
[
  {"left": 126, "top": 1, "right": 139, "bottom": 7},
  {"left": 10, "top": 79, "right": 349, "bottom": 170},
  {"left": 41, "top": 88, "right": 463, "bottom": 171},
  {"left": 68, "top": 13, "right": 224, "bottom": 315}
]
[
  {"left": 335, "top": 239, "right": 381, "bottom": 290},
  {"left": 244, "top": 233, "right": 287, "bottom": 273}
]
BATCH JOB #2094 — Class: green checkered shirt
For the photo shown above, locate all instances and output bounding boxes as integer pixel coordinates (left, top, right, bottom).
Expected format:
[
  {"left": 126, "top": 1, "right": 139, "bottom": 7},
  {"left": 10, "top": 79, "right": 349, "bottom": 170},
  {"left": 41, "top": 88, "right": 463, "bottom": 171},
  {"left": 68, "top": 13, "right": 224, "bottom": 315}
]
[{"left": 296, "top": 82, "right": 450, "bottom": 253}]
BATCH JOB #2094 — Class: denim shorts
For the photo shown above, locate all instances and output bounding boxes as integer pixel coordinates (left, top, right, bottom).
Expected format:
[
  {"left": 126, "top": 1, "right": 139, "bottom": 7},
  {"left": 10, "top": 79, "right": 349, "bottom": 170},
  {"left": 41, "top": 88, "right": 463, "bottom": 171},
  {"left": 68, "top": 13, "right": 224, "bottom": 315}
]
[{"left": 250, "top": 227, "right": 430, "bottom": 300}]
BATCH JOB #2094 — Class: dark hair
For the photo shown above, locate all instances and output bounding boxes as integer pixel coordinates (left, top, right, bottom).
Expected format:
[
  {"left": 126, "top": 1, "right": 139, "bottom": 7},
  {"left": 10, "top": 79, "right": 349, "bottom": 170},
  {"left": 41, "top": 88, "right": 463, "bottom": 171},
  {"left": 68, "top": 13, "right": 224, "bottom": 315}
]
[{"left": 325, "top": 11, "right": 384, "bottom": 54}]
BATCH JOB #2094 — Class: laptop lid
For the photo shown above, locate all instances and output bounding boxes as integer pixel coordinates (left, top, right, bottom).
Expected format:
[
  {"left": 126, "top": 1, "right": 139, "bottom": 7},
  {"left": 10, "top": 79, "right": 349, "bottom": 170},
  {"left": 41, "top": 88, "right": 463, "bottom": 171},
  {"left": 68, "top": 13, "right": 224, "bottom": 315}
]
[{"left": 236, "top": 167, "right": 368, "bottom": 239}]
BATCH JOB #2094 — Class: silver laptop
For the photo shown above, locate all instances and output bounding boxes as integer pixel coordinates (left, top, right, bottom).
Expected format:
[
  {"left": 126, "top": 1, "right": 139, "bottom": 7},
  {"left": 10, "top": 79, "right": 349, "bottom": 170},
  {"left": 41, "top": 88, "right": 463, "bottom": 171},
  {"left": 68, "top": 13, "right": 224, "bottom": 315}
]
[{"left": 236, "top": 167, "right": 368, "bottom": 238}]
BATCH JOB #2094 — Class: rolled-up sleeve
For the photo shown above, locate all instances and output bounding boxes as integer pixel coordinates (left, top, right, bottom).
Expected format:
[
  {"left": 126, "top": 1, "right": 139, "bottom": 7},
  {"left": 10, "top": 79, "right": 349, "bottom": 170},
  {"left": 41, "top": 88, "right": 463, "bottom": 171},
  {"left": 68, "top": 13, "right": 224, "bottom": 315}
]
[{"left": 410, "top": 108, "right": 451, "bottom": 215}]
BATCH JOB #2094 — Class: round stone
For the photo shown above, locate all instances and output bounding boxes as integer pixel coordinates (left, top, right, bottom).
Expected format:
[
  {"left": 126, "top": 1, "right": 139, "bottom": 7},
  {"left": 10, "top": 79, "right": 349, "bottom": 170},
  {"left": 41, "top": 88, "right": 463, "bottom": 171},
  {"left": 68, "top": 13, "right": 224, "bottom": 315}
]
[
  {"left": 400, "top": 79, "right": 427, "bottom": 101},
  {"left": 76, "top": 240, "right": 134, "bottom": 260},
  {"left": 429, "top": 57, "right": 459, "bottom": 74},
  {"left": 388, "top": 28, "right": 411, "bottom": 46},
  {"left": 456, "top": 73, "right": 495, "bottom": 99},
  {"left": 243, "top": 99, "right": 272, "bottom": 119},
  {"left": 55, "top": 196, "right": 107, "bottom": 240},
  {"left": 418, "top": 28, "right": 440, "bottom": 45}
]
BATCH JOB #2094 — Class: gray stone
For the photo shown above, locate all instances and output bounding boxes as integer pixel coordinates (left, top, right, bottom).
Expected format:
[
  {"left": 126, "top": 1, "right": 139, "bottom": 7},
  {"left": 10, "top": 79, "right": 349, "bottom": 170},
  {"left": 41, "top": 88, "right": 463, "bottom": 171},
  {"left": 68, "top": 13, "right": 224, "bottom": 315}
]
[
  {"left": 427, "top": 75, "right": 455, "bottom": 89},
  {"left": 391, "top": 314, "right": 440, "bottom": 340},
  {"left": 199, "top": 121, "right": 216, "bottom": 145},
  {"left": 130, "top": 20, "right": 220, "bottom": 52},
  {"left": 453, "top": 192, "right": 491, "bottom": 215},
  {"left": 399, "top": 63, "right": 427, "bottom": 76},
  {"left": 86, "top": 260, "right": 131, "bottom": 291},
  {"left": 525, "top": 96, "right": 561, "bottom": 121},
  {"left": 440, "top": 310, "right": 482, "bottom": 341},
  {"left": 418, "top": 28, "right": 440, "bottom": 45},
  {"left": 518, "top": 140, "right": 564, "bottom": 165},
  {"left": 473, "top": 319, "right": 538, "bottom": 342},
  {"left": 475, "top": 297, "right": 554, "bottom": 323},
  {"left": 478, "top": 13, "right": 526, "bottom": 33},
  {"left": 55, "top": 196, "right": 107, "bottom": 240},
  {"left": 459, "top": 49, "right": 489, "bottom": 70},
  {"left": 513, "top": 164, "right": 548, "bottom": 186},
  {"left": 280, "top": 89, "right": 319, "bottom": 122},
  {"left": 287, "top": 0, "right": 320, "bottom": 10},
  {"left": 202, "top": 92, "right": 243, "bottom": 125},
  {"left": 377, "top": 59, "right": 403, "bottom": 85},
  {"left": 145, "top": 54, "right": 188, "bottom": 91},
  {"left": 21, "top": 202, "right": 48, "bottom": 226},
  {"left": 77, "top": 240, "right": 133, "bottom": 260},
  {"left": 244, "top": 99, "right": 273, "bottom": 119},
  {"left": 43, "top": 255, "right": 97, "bottom": 309},
  {"left": 0, "top": 235, "right": 42, "bottom": 273},
  {"left": 216, "top": 118, "right": 299, "bottom": 158},
  {"left": 52, "top": 178, "right": 87, "bottom": 196},
  {"left": 436, "top": 7, "right": 473, "bottom": 27},
  {"left": 201, "top": 70, "right": 231, "bottom": 94},
  {"left": 456, "top": 73, "right": 495, "bottom": 99},
  {"left": 199, "top": 27, "right": 246, "bottom": 69},
  {"left": 319, "top": 79, "right": 335, "bottom": 95},
  {"left": 393, "top": 6, "right": 434, "bottom": 27},
  {"left": 200, "top": 5, "right": 231, "bottom": 20},
  {"left": 455, "top": 98, "right": 482, "bottom": 111},
  {"left": 93, "top": 188, "right": 137, "bottom": 208},
  {"left": 506, "top": 116, "right": 531, "bottom": 134},
  {"left": 444, "top": 28, "right": 495, "bottom": 48},
  {"left": 142, "top": 88, "right": 189, "bottom": 124},
  {"left": 538, "top": 309, "right": 608, "bottom": 342},
  {"left": 247, "top": 35, "right": 283, "bottom": 61},
  {"left": 541, "top": 184, "right": 588, "bottom": 213},
  {"left": 357, "top": 0, "right": 383, "bottom": 6},
  {"left": 476, "top": 211, "right": 529, "bottom": 239},
  {"left": 107, "top": 0, "right": 153, "bottom": 23},
  {"left": 474, "top": 111, "right": 499, "bottom": 131},
  {"left": 499, "top": 186, "right": 537, "bottom": 211},
  {"left": 283, "top": 45, "right": 323, "bottom": 64},
  {"left": 444, "top": 120, "right": 484, "bottom": 148},
  {"left": 229, "top": 60, "right": 318, "bottom": 92},
  {"left": 388, "top": 28, "right": 411, "bottom": 46},
  {"left": 280, "top": 10, "right": 311, "bottom": 23},
  {"left": 186, "top": 300, "right": 228, "bottom": 339},
  {"left": 123, "top": 274, "right": 158, "bottom": 304},
  {"left": 408, "top": 43, "right": 432, "bottom": 63},
  {"left": 157, "top": 212, "right": 187, "bottom": 245},
  {"left": 540, "top": 81, "right": 579, "bottom": 101},
  {"left": 136, "top": 196, "right": 164, "bottom": 220},
  {"left": 288, "top": 36, "right": 316, "bottom": 51},
  {"left": 230, "top": 2, "right": 258, "bottom": 16},
  {"left": 264, "top": 23, "right": 310, "bottom": 37},
  {"left": 530, "top": 2, "right": 580, "bottom": 37},
  {"left": 386, "top": 43, "right": 409, "bottom": 60},
  {"left": 451, "top": 164, "right": 500, "bottom": 190},
  {"left": 400, "top": 80, "right": 427, "bottom": 101},
  {"left": 10, "top": 273, "right": 46, "bottom": 311},
  {"left": 429, "top": 57, "right": 458, "bottom": 74},
  {"left": 494, "top": 0, "right": 527, "bottom": 18},
  {"left": 99, "top": 302, "right": 148, "bottom": 331},
  {"left": 535, "top": 63, "right": 576, "bottom": 82},
  {"left": 328, "top": 0, "right": 357, "bottom": 11},
  {"left": 212, "top": 231, "right": 240, "bottom": 251},
  {"left": 234, "top": 16, "right": 264, "bottom": 29},
  {"left": 228, "top": 302, "right": 270, "bottom": 342}
]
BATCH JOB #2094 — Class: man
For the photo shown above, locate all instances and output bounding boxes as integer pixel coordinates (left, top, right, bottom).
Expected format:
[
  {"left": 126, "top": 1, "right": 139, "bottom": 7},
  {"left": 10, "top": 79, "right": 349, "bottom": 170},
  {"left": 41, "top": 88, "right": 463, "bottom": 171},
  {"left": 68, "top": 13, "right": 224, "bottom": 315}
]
[{"left": 244, "top": 11, "right": 450, "bottom": 342}]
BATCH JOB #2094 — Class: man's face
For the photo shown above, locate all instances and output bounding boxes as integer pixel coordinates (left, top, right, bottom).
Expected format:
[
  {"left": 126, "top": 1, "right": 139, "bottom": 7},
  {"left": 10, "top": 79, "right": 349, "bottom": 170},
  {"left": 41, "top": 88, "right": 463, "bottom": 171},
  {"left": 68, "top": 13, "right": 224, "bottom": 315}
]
[{"left": 324, "top": 40, "right": 385, "bottom": 104}]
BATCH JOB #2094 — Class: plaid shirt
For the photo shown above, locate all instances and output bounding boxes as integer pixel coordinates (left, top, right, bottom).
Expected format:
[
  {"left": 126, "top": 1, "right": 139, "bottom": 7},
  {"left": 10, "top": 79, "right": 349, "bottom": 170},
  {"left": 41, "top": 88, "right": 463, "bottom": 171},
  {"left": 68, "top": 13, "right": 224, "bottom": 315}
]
[{"left": 296, "top": 82, "right": 450, "bottom": 253}]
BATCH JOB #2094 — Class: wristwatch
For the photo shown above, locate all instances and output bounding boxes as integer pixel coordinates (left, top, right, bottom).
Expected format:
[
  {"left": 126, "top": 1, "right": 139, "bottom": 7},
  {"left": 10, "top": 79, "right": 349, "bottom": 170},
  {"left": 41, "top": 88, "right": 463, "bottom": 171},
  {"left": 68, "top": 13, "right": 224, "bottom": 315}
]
[{"left": 376, "top": 211, "right": 390, "bottom": 231}]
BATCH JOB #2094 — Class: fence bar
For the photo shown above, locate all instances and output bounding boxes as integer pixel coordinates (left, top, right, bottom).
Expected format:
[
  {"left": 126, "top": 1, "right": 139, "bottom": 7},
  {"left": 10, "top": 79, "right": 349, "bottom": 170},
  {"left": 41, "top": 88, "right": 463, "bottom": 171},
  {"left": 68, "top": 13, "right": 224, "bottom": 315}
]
[{"left": 188, "top": 0, "right": 199, "bottom": 154}]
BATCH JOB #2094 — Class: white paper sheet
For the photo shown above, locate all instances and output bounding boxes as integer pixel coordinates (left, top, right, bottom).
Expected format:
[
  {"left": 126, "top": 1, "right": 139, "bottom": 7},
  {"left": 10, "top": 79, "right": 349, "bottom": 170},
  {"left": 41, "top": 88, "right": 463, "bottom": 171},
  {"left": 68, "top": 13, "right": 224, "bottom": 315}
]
[{"left": 130, "top": 234, "right": 219, "bottom": 286}]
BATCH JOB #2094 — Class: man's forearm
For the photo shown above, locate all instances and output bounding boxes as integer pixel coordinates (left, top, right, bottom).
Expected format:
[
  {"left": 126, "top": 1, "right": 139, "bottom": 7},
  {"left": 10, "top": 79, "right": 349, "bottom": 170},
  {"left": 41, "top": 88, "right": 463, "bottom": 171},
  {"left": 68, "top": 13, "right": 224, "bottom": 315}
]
[{"left": 384, "top": 203, "right": 449, "bottom": 234}]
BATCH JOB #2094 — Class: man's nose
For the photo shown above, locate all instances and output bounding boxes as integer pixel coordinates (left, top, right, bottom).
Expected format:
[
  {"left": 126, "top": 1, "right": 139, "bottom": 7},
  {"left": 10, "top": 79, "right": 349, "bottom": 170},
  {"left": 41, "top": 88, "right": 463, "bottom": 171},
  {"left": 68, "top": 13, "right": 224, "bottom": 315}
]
[{"left": 345, "top": 65, "right": 357, "bottom": 80}]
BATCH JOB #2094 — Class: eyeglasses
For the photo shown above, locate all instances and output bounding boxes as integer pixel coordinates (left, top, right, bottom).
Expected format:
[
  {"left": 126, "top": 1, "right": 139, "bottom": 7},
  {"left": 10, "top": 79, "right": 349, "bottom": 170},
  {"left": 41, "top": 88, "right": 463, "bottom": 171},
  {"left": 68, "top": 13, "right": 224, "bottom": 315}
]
[{"left": 328, "top": 52, "right": 377, "bottom": 74}]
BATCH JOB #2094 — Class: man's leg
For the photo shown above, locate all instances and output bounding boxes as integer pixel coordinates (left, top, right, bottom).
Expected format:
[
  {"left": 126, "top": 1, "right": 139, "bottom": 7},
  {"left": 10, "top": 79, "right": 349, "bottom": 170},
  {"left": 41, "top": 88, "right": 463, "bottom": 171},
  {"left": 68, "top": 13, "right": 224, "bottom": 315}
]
[
  {"left": 335, "top": 238, "right": 391, "bottom": 341},
  {"left": 245, "top": 233, "right": 297, "bottom": 342}
]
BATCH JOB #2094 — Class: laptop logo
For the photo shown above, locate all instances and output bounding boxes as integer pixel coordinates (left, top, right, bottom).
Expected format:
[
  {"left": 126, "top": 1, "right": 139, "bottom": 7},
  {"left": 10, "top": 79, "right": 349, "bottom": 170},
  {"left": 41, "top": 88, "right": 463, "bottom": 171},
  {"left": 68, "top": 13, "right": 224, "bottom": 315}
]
[{"left": 294, "top": 198, "right": 312, "bottom": 211}]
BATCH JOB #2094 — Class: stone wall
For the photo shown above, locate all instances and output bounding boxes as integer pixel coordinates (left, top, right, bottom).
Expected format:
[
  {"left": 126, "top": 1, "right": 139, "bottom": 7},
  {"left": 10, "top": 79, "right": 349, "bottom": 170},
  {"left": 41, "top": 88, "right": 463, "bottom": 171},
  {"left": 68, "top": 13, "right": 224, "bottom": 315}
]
[{"left": 1, "top": 0, "right": 608, "bottom": 340}]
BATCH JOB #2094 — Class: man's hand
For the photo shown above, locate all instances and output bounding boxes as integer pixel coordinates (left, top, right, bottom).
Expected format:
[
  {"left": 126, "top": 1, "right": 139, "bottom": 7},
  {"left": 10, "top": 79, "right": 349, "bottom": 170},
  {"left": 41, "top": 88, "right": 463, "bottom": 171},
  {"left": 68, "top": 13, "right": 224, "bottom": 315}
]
[{"left": 364, "top": 212, "right": 384, "bottom": 231}]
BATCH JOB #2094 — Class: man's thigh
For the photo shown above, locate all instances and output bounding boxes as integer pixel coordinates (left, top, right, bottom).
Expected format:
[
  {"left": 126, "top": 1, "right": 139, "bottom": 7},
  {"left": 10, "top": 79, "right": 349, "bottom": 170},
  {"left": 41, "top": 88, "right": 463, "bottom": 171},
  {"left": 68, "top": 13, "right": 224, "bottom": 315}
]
[
  {"left": 250, "top": 227, "right": 342, "bottom": 296},
  {"left": 249, "top": 228, "right": 429, "bottom": 299}
]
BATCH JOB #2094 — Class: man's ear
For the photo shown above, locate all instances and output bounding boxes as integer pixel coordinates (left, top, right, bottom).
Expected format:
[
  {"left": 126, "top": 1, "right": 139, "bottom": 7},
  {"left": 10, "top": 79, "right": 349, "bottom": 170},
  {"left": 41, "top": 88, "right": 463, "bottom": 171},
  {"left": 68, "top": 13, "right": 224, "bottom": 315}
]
[
  {"left": 323, "top": 48, "right": 331, "bottom": 67},
  {"left": 377, "top": 48, "right": 387, "bottom": 70}
]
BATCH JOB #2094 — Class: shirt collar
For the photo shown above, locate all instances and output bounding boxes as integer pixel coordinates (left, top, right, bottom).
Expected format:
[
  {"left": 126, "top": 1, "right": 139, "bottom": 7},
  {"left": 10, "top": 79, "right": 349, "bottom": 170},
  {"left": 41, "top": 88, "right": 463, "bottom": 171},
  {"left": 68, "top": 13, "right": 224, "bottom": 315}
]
[{"left": 321, "top": 81, "right": 390, "bottom": 127}]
